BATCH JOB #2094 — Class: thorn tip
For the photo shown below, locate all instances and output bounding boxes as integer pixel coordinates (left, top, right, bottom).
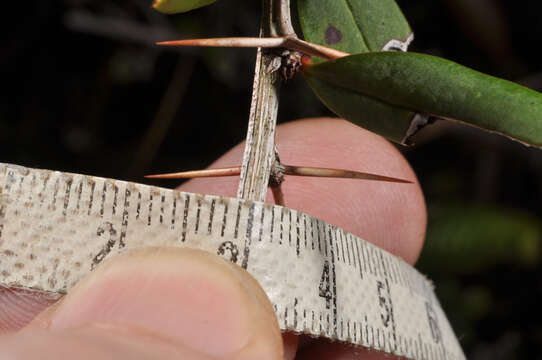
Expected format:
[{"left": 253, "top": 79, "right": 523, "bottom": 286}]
[
  {"left": 281, "top": 165, "right": 412, "bottom": 184},
  {"left": 145, "top": 166, "right": 242, "bottom": 179}
]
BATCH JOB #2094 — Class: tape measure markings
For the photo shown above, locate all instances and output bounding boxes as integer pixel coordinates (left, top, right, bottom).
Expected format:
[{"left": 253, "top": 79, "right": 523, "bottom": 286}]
[{"left": 0, "top": 163, "right": 465, "bottom": 360}]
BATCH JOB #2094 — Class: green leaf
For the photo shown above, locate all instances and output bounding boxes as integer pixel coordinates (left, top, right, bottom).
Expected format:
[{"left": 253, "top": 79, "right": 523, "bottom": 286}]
[
  {"left": 152, "top": 0, "right": 215, "bottom": 14},
  {"left": 304, "top": 75, "right": 416, "bottom": 143},
  {"left": 298, "top": 0, "right": 417, "bottom": 144},
  {"left": 418, "top": 204, "right": 541, "bottom": 275},
  {"left": 304, "top": 52, "right": 542, "bottom": 147},
  {"left": 298, "top": 0, "right": 412, "bottom": 55}
]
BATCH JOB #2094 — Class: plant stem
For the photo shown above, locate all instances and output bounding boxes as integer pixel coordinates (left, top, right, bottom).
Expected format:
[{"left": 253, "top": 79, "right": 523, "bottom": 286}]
[
  {"left": 237, "top": 0, "right": 294, "bottom": 201},
  {"left": 271, "top": 0, "right": 296, "bottom": 37}
]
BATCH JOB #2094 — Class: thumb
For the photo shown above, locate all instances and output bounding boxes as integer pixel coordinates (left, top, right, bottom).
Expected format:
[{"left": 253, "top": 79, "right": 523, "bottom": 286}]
[{"left": 1, "top": 247, "right": 283, "bottom": 360}]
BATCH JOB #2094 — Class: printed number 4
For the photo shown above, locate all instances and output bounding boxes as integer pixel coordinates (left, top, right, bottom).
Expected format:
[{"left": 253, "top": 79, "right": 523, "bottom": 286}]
[
  {"left": 377, "top": 280, "right": 391, "bottom": 327},
  {"left": 319, "top": 260, "right": 333, "bottom": 309}
]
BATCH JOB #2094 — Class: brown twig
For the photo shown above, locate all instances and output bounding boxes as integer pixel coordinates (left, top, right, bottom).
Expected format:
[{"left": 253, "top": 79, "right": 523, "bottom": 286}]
[
  {"left": 64, "top": 10, "right": 182, "bottom": 47},
  {"left": 270, "top": 185, "right": 285, "bottom": 206},
  {"left": 130, "top": 57, "right": 196, "bottom": 176}
]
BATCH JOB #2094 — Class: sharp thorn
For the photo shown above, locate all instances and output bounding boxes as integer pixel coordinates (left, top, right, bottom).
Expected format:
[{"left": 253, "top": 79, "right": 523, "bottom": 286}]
[
  {"left": 283, "top": 37, "right": 349, "bottom": 60},
  {"left": 156, "top": 36, "right": 349, "bottom": 61},
  {"left": 145, "top": 164, "right": 411, "bottom": 184},
  {"left": 156, "top": 37, "right": 285, "bottom": 49},
  {"left": 281, "top": 165, "right": 413, "bottom": 184},
  {"left": 145, "top": 166, "right": 241, "bottom": 179}
]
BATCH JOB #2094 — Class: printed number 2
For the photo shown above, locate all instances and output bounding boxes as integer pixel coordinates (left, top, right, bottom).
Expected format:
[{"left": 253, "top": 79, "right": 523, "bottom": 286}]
[
  {"left": 91, "top": 222, "right": 118, "bottom": 270},
  {"left": 319, "top": 261, "right": 333, "bottom": 309}
]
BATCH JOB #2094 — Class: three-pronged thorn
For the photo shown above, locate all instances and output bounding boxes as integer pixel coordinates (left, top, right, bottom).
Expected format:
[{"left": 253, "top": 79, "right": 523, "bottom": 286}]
[{"left": 145, "top": 165, "right": 412, "bottom": 184}]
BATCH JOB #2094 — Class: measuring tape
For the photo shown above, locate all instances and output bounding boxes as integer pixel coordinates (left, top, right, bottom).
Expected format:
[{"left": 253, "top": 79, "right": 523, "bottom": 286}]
[{"left": 0, "top": 162, "right": 465, "bottom": 359}]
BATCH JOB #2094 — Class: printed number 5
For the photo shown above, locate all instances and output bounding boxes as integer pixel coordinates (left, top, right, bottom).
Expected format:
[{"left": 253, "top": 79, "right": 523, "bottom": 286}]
[{"left": 425, "top": 302, "right": 442, "bottom": 343}]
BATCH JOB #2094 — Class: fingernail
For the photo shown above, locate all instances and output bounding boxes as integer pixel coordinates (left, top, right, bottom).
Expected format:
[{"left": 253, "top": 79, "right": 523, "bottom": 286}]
[{"left": 40, "top": 248, "right": 282, "bottom": 359}]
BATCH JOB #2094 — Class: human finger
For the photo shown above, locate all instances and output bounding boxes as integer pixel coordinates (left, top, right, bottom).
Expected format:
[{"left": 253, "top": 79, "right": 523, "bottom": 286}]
[
  {"left": 0, "top": 287, "right": 59, "bottom": 334},
  {"left": 179, "top": 117, "right": 427, "bottom": 359},
  {"left": 3, "top": 247, "right": 284, "bottom": 360},
  {"left": 179, "top": 118, "right": 426, "bottom": 264}
]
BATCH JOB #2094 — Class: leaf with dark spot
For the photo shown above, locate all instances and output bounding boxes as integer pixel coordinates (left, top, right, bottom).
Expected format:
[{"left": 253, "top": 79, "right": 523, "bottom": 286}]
[
  {"left": 325, "top": 26, "right": 343, "bottom": 45},
  {"left": 298, "top": 0, "right": 412, "bottom": 54},
  {"left": 298, "top": 0, "right": 417, "bottom": 144}
]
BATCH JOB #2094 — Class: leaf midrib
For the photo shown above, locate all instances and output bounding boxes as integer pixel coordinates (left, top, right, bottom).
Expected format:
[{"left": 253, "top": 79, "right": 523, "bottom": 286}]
[{"left": 344, "top": 0, "right": 369, "bottom": 51}]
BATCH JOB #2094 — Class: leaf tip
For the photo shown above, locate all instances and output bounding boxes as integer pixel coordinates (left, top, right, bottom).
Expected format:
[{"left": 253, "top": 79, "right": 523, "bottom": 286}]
[{"left": 151, "top": 0, "right": 167, "bottom": 12}]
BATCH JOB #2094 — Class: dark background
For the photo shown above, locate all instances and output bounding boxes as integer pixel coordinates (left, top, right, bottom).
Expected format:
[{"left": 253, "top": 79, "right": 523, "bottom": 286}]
[{"left": 2, "top": 1, "right": 542, "bottom": 358}]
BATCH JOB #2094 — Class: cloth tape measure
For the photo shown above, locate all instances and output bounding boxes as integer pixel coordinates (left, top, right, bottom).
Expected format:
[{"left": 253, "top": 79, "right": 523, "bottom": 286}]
[{"left": 0, "top": 162, "right": 465, "bottom": 359}]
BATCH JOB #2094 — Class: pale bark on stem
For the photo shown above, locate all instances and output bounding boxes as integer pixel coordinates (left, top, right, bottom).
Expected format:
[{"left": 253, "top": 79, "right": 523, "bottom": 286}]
[{"left": 237, "top": 0, "right": 294, "bottom": 201}]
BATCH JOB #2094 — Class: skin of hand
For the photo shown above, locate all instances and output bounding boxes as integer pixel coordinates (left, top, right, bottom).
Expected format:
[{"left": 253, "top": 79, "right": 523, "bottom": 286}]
[{"left": 0, "top": 118, "right": 426, "bottom": 359}]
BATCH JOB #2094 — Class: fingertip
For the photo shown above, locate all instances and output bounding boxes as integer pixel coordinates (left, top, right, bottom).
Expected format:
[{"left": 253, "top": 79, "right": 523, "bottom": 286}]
[
  {"left": 296, "top": 340, "right": 409, "bottom": 360},
  {"left": 1, "top": 325, "right": 221, "bottom": 360},
  {"left": 272, "top": 118, "right": 426, "bottom": 264},
  {"left": 180, "top": 118, "right": 426, "bottom": 264},
  {"left": 0, "top": 287, "right": 60, "bottom": 333},
  {"left": 31, "top": 248, "right": 283, "bottom": 360}
]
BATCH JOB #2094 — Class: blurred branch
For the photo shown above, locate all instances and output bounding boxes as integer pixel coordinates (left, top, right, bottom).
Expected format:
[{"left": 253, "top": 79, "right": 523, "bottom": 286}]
[
  {"left": 128, "top": 56, "right": 196, "bottom": 176},
  {"left": 64, "top": 10, "right": 190, "bottom": 51}
]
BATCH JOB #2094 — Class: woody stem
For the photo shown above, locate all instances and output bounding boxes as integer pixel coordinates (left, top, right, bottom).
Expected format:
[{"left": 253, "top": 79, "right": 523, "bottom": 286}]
[{"left": 236, "top": 0, "right": 296, "bottom": 202}]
